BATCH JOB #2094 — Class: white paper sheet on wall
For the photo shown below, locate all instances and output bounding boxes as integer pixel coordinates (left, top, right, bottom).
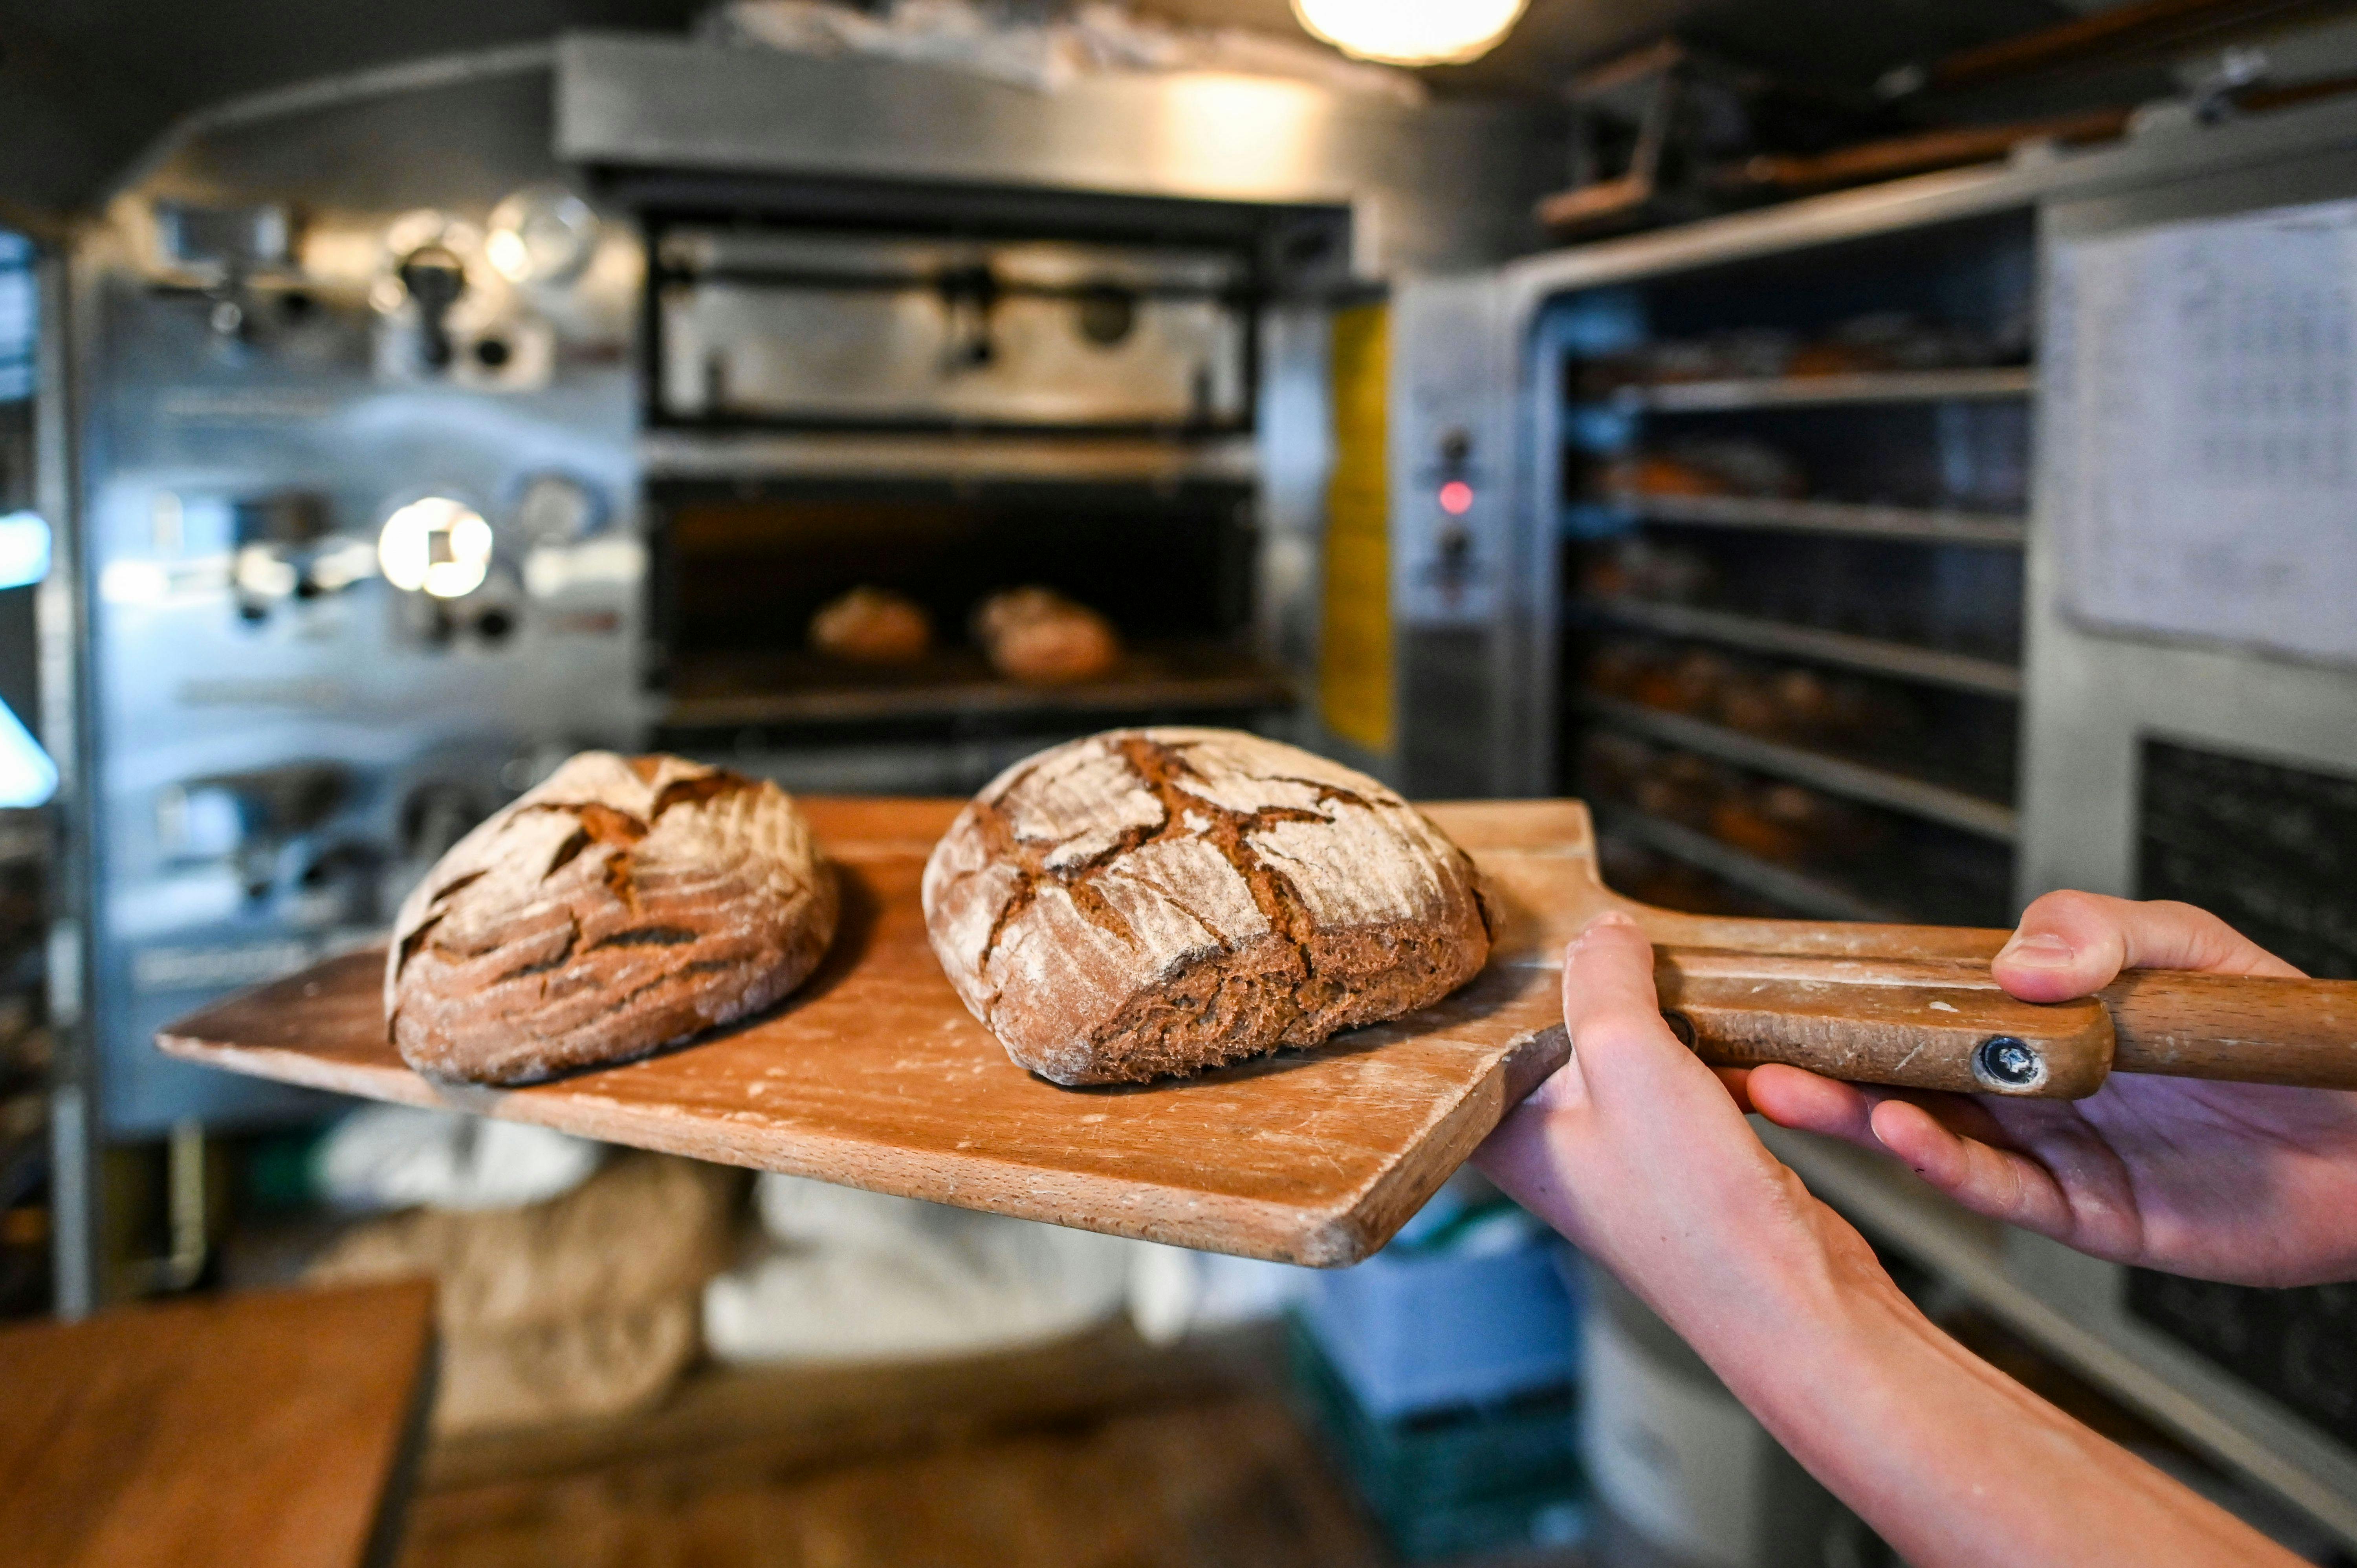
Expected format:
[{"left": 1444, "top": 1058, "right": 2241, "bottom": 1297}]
[{"left": 2046, "top": 197, "right": 2357, "bottom": 668}]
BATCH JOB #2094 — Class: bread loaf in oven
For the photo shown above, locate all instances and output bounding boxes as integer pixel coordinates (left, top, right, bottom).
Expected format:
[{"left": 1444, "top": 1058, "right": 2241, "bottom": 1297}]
[
  {"left": 810, "top": 586, "right": 931, "bottom": 664},
  {"left": 386, "top": 752, "right": 837, "bottom": 1084},
  {"left": 921, "top": 727, "right": 1490, "bottom": 1084},
  {"left": 972, "top": 587, "right": 1120, "bottom": 685}
]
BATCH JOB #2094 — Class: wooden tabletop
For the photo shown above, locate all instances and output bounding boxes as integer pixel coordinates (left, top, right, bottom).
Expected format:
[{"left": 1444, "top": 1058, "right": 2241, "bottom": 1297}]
[
  {"left": 160, "top": 799, "right": 1602, "bottom": 1267},
  {"left": 0, "top": 1280, "right": 437, "bottom": 1568}
]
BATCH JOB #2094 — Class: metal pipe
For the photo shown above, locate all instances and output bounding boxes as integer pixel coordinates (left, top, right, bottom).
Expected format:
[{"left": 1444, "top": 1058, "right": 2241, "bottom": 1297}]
[{"left": 33, "top": 244, "right": 96, "bottom": 1320}]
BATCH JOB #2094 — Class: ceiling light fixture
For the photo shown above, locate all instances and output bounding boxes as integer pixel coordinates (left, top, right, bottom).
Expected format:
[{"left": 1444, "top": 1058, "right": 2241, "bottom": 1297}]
[{"left": 1290, "top": 0, "right": 1529, "bottom": 66}]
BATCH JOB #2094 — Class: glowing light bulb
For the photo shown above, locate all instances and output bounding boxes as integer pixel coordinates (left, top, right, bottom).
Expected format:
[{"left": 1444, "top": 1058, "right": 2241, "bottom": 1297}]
[
  {"left": 1438, "top": 480, "right": 1475, "bottom": 516},
  {"left": 1290, "top": 0, "right": 1528, "bottom": 66},
  {"left": 0, "top": 512, "right": 51, "bottom": 588},
  {"left": 378, "top": 496, "right": 493, "bottom": 599}
]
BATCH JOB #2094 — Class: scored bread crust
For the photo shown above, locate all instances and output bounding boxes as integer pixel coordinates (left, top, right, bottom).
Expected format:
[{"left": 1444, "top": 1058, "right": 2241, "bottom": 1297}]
[
  {"left": 385, "top": 752, "right": 838, "bottom": 1085},
  {"left": 921, "top": 727, "right": 1490, "bottom": 1085}
]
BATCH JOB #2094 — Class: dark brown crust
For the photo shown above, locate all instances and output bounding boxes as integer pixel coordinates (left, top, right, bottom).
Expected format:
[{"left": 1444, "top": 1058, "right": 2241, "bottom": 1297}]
[
  {"left": 1083, "top": 923, "right": 1487, "bottom": 1081},
  {"left": 922, "top": 728, "right": 1490, "bottom": 1084},
  {"left": 387, "top": 753, "right": 837, "bottom": 1085}
]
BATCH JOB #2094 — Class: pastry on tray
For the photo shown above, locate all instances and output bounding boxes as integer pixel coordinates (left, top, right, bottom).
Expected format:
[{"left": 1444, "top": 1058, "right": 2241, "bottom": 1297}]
[
  {"left": 971, "top": 586, "right": 1120, "bottom": 685},
  {"left": 809, "top": 585, "right": 931, "bottom": 664},
  {"left": 921, "top": 726, "right": 1491, "bottom": 1085},
  {"left": 385, "top": 752, "right": 837, "bottom": 1084}
]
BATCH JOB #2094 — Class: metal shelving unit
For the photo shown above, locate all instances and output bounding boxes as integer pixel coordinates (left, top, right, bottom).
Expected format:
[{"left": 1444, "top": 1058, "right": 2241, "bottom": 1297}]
[
  {"left": 1479, "top": 105, "right": 2357, "bottom": 1552},
  {"left": 1589, "top": 598, "right": 2021, "bottom": 697},
  {"left": 1610, "top": 366, "right": 2034, "bottom": 413},
  {"left": 1581, "top": 695, "right": 2020, "bottom": 843},
  {"left": 1555, "top": 229, "right": 2034, "bottom": 922},
  {"left": 1619, "top": 493, "right": 2026, "bottom": 548},
  {"left": 1594, "top": 805, "right": 1904, "bottom": 922}
]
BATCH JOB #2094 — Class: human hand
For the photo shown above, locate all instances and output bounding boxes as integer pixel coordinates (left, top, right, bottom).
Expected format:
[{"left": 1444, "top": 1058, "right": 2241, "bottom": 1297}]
[
  {"left": 1474, "top": 911, "right": 1901, "bottom": 1363},
  {"left": 1479, "top": 906, "right": 2312, "bottom": 1568},
  {"left": 1746, "top": 892, "right": 2357, "bottom": 1287}
]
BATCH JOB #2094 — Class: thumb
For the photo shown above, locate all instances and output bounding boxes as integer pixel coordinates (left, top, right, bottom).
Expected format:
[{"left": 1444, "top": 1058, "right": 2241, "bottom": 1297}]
[
  {"left": 1560, "top": 912, "right": 1728, "bottom": 1119},
  {"left": 1994, "top": 889, "right": 2302, "bottom": 1002}
]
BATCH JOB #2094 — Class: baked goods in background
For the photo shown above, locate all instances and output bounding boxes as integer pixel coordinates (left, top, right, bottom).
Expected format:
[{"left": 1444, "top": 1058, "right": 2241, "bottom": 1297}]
[
  {"left": 1573, "top": 312, "right": 2016, "bottom": 399},
  {"left": 305, "top": 1153, "right": 737, "bottom": 1434},
  {"left": 973, "top": 586, "right": 1121, "bottom": 685},
  {"left": 1595, "top": 835, "right": 1781, "bottom": 922},
  {"left": 922, "top": 727, "right": 1491, "bottom": 1086},
  {"left": 1576, "top": 731, "right": 1889, "bottom": 870},
  {"left": 1628, "top": 647, "right": 1740, "bottom": 719},
  {"left": 1584, "top": 641, "right": 1899, "bottom": 749},
  {"left": 1597, "top": 438, "right": 1802, "bottom": 504},
  {"left": 1602, "top": 453, "right": 1734, "bottom": 500},
  {"left": 1578, "top": 536, "right": 1716, "bottom": 604},
  {"left": 385, "top": 751, "right": 838, "bottom": 1085},
  {"left": 809, "top": 585, "right": 931, "bottom": 664}
]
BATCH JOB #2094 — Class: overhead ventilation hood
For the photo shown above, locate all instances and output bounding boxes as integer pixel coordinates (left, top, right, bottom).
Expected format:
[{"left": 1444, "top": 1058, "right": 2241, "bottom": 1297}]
[{"left": 553, "top": 31, "right": 1559, "bottom": 273}]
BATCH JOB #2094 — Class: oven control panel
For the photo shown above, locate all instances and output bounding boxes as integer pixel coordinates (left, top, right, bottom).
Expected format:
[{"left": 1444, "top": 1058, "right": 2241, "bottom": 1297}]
[{"left": 1389, "top": 277, "right": 1511, "bottom": 630}]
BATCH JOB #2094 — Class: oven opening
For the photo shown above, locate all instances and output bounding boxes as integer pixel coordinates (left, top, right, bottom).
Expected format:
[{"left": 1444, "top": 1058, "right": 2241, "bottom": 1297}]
[{"left": 649, "top": 477, "right": 1290, "bottom": 754}]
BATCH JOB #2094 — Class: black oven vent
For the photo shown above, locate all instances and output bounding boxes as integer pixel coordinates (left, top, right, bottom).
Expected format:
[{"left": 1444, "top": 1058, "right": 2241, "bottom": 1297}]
[{"left": 2126, "top": 737, "right": 2357, "bottom": 1450}]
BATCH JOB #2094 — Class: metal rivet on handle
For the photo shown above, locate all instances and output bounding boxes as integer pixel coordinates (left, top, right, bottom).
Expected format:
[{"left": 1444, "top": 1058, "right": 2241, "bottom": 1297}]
[
  {"left": 1662, "top": 1011, "right": 1697, "bottom": 1048},
  {"left": 1973, "top": 1034, "right": 2045, "bottom": 1092}
]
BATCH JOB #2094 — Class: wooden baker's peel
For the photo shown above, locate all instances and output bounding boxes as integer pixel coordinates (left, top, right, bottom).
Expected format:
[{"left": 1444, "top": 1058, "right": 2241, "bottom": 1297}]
[{"left": 156, "top": 797, "right": 2357, "bottom": 1265}]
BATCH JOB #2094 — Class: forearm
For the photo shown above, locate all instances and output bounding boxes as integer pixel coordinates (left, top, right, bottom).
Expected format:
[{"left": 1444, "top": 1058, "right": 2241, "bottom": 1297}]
[
  {"left": 1690, "top": 1271, "right": 2302, "bottom": 1568},
  {"left": 1485, "top": 910, "right": 2317, "bottom": 1564}
]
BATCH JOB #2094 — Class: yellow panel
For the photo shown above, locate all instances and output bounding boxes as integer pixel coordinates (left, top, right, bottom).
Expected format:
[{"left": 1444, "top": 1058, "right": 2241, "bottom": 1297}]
[{"left": 1320, "top": 303, "right": 1392, "bottom": 753}]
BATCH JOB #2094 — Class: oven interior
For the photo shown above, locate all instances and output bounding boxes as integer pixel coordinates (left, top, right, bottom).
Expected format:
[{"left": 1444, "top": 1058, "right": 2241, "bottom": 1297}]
[{"left": 649, "top": 476, "right": 1285, "bottom": 754}]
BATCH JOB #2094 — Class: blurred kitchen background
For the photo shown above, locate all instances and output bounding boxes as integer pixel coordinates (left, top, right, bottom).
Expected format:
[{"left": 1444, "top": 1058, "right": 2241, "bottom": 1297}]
[{"left": 5, "top": 0, "right": 2357, "bottom": 1563}]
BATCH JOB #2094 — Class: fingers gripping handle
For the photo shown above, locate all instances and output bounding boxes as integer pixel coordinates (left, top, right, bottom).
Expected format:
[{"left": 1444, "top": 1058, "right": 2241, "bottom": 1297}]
[{"left": 1648, "top": 949, "right": 2357, "bottom": 1097}]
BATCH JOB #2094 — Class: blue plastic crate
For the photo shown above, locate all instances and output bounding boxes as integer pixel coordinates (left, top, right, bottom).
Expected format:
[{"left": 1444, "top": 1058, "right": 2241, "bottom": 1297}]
[{"left": 1300, "top": 1227, "right": 1580, "bottom": 1421}]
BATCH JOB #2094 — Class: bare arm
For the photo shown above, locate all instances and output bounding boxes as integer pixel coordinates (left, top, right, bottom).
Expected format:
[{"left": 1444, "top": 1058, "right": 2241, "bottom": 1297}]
[{"left": 1478, "top": 914, "right": 2302, "bottom": 1568}]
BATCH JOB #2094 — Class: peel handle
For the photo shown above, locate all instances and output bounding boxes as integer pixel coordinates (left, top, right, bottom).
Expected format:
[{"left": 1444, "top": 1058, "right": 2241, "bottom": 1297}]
[{"left": 2102, "top": 971, "right": 2357, "bottom": 1090}]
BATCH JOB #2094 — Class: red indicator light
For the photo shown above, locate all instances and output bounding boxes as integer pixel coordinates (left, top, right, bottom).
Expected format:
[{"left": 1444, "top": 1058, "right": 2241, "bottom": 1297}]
[{"left": 1437, "top": 480, "right": 1474, "bottom": 516}]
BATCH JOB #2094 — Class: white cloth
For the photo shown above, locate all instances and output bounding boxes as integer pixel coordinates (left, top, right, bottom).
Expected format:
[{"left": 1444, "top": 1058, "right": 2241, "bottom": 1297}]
[
  {"left": 1127, "top": 1243, "right": 1313, "bottom": 1345},
  {"left": 315, "top": 1104, "right": 604, "bottom": 1213},
  {"left": 705, "top": 1173, "right": 1136, "bottom": 1363}
]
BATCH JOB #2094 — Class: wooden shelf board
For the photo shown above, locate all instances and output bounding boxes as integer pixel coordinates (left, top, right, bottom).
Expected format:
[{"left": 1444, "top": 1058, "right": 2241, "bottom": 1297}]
[{"left": 0, "top": 1280, "right": 436, "bottom": 1568}]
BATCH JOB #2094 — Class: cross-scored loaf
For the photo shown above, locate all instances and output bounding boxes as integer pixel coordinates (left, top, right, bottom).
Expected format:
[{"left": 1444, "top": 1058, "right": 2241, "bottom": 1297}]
[
  {"left": 386, "top": 752, "right": 837, "bottom": 1084},
  {"left": 922, "top": 727, "right": 1490, "bottom": 1084}
]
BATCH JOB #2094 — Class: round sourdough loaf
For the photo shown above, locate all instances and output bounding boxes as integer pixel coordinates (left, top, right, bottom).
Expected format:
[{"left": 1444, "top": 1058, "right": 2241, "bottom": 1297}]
[
  {"left": 809, "top": 585, "right": 931, "bottom": 664},
  {"left": 385, "top": 752, "right": 837, "bottom": 1084},
  {"left": 921, "top": 727, "right": 1490, "bottom": 1085},
  {"left": 972, "top": 587, "right": 1120, "bottom": 684}
]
